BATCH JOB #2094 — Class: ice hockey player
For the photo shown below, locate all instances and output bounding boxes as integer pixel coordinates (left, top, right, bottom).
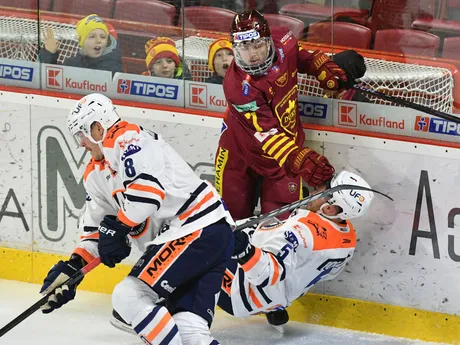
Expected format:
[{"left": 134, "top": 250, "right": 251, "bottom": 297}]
[
  {"left": 215, "top": 9, "right": 351, "bottom": 221},
  {"left": 40, "top": 93, "right": 235, "bottom": 345},
  {"left": 217, "top": 171, "right": 374, "bottom": 332}
]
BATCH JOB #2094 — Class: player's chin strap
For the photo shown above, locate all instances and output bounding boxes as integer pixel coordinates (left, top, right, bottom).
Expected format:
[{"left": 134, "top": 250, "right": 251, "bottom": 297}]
[{"left": 235, "top": 184, "right": 393, "bottom": 231}]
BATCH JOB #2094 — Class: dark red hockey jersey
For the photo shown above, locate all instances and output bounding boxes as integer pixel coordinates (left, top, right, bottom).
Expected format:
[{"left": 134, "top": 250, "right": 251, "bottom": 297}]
[{"left": 221, "top": 27, "right": 321, "bottom": 180}]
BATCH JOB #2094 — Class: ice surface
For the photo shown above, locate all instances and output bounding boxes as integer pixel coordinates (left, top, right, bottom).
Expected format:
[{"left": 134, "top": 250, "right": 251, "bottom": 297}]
[{"left": 0, "top": 279, "right": 447, "bottom": 345}]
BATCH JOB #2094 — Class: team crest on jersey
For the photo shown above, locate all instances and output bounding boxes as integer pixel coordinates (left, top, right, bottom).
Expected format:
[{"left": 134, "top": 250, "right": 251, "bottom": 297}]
[
  {"left": 284, "top": 231, "right": 299, "bottom": 252},
  {"left": 274, "top": 85, "right": 298, "bottom": 135},
  {"left": 275, "top": 72, "right": 288, "bottom": 87},
  {"left": 121, "top": 144, "right": 141, "bottom": 161},
  {"left": 288, "top": 182, "right": 297, "bottom": 194}
]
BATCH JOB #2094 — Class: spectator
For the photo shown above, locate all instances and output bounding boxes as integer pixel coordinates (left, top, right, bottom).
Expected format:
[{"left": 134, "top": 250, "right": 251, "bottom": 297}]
[
  {"left": 142, "top": 37, "right": 192, "bottom": 80},
  {"left": 40, "top": 14, "right": 123, "bottom": 74},
  {"left": 205, "top": 37, "right": 234, "bottom": 84}
]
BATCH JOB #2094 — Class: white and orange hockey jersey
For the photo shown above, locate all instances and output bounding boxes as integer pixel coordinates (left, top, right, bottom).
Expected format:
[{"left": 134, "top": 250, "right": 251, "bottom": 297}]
[
  {"left": 220, "top": 209, "right": 356, "bottom": 317},
  {"left": 73, "top": 157, "right": 160, "bottom": 263},
  {"left": 99, "top": 120, "right": 234, "bottom": 244}
]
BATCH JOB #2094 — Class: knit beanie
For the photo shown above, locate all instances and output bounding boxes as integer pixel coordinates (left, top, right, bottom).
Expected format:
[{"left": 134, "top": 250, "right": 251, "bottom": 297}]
[
  {"left": 76, "top": 14, "right": 109, "bottom": 47},
  {"left": 145, "top": 37, "right": 181, "bottom": 70},
  {"left": 208, "top": 37, "right": 233, "bottom": 72}
]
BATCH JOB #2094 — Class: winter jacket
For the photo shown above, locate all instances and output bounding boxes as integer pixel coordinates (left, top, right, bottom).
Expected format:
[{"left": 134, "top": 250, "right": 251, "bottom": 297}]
[
  {"left": 40, "top": 35, "right": 123, "bottom": 75},
  {"left": 204, "top": 74, "right": 224, "bottom": 85}
]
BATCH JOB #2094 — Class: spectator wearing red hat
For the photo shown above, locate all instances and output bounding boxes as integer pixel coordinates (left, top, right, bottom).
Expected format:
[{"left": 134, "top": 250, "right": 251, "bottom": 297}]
[
  {"left": 142, "top": 37, "right": 191, "bottom": 80},
  {"left": 205, "top": 38, "right": 234, "bottom": 85},
  {"left": 40, "top": 14, "right": 122, "bottom": 74}
]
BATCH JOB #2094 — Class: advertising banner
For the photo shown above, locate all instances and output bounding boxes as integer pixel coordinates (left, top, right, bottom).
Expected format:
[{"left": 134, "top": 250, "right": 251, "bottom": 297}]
[
  {"left": 0, "top": 58, "right": 39, "bottom": 89},
  {"left": 40, "top": 64, "right": 113, "bottom": 95},
  {"left": 0, "top": 97, "right": 32, "bottom": 249},
  {"left": 298, "top": 95, "right": 333, "bottom": 126},
  {"left": 308, "top": 138, "right": 460, "bottom": 315},
  {"left": 185, "top": 81, "right": 227, "bottom": 112},
  {"left": 331, "top": 97, "right": 460, "bottom": 143},
  {"left": 1, "top": 92, "right": 459, "bottom": 315},
  {"left": 113, "top": 72, "right": 184, "bottom": 107},
  {"left": 333, "top": 99, "right": 410, "bottom": 136}
]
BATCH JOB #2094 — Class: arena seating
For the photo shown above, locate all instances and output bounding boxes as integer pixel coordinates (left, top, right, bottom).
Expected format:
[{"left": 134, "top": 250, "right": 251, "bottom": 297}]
[
  {"left": 179, "top": 6, "right": 236, "bottom": 32},
  {"left": 307, "top": 21, "right": 372, "bottom": 49},
  {"left": 373, "top": 29, "right": 441, "bottom": 56},
  {"left": 264, "top": 14, "right": 305, "bottom": 39}
]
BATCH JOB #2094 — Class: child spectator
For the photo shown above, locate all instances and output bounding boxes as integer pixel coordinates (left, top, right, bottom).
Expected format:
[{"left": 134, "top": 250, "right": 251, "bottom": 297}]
[
  {"left": 142, "top": 37, "right": 191, "bottom": 80},
  {"left": 205, "top": 37, "right": 233, "bottom": 84},
  {"left": 40, "top": 14, "right": 123, "bottom": 74}
]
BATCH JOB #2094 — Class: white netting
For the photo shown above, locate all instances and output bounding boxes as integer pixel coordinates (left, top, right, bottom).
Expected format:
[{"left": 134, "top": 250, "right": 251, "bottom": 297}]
[
  {"left": 0, "top": 16, "right": 78, "bottom": 63},
  {"left": 0, "top": 16, "right": 453, "bottom": 113},
  {"left": 176, "top": 37, "right": 454, "bottom": 113}
]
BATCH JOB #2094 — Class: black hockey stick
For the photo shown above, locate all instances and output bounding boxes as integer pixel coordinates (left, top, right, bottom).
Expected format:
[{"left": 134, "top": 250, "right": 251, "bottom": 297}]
[
  {"left": 0, "top": 257, "right": 101, "bottom": 338},
  {"left": 352, "top": 84, "right": 460, "bottom": 124},
  {"left": 235, "top": 184, "right": 393, "bottom": 231}
]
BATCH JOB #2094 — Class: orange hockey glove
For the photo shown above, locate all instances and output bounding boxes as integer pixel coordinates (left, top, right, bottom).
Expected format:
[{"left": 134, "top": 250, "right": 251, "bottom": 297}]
[
  {"left": 286, "top": 147, "right": 335, "bottom": 187},
  {"left": 310, "top": 50, "right": 348, "bottom": 92}
]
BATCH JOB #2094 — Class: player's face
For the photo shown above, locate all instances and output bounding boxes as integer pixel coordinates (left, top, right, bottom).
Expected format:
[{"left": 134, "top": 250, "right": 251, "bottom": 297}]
[
  {"left": 236, "top": 39, "right": 269, "bottom": 66},
  {"left": 151, "top": 58, "right": 176, "bottom": 78},
  {"left": 79, "top": 134, "right": 104, "bottom": 160},
  {"left": 214, "top": 49, "right": 234, "bottom": 78},
  {"left": 83, "top": 29, "right": 108, "bottom": 58}
]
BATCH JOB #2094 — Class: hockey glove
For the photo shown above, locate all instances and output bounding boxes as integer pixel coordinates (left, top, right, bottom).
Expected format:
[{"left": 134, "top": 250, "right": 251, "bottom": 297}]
[
  {"left": 232, "top": 230, "right": 256, "bottom": 265},
  {"left": 286, "top": 147, "right": 335, "bottom": 187},
  {"left": 98, "top": 215, "right": 132, "bottom": 268},
  {"left": 309, "top": 50, "right": 348, "bottom": 92},
  {"left": 332, "top": 50, "right": 366, "bottom": 89},
  {"left": 39, "top": 255, "right": 86, "bottom": 314}
]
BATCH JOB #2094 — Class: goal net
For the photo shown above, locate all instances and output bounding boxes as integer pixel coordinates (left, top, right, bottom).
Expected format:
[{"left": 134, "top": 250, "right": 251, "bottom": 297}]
[{"left": 0, "top": 15, "right": 454, "bottom": 113}]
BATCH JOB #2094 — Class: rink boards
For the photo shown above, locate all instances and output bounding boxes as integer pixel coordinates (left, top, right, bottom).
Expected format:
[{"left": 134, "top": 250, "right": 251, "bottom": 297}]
[{"left": 0, "top": 90, "right": 459, "bottom": 344}]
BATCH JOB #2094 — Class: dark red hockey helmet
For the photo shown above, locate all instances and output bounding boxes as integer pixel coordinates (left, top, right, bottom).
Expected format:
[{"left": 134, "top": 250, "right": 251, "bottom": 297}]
[
  {"left": 230, "top": 10, "right": 271, "bottom": 44},
  {"left": 230, "top": 10, "right": 275, "bottom": 75}
]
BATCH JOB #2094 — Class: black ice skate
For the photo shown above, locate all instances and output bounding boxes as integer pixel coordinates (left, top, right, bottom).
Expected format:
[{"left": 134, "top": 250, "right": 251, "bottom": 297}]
[
  {"left": 109, "top": 309, "right": 136, "bottom": 335},
  {"left": 265, "top": 309, "right": 289, "bottom": 333}
]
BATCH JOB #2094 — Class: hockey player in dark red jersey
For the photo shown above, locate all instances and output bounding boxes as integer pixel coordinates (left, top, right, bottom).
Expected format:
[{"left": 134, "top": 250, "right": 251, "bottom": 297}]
[{"left": 215, "top": 10, "right": 349, "bottom": 221}]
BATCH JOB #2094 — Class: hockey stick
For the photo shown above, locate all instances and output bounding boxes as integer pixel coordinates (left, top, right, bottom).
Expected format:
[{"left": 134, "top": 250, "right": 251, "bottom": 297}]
[
  {"left": 235, "top": 184, "right": 393, "bottom": 231},
  {"left": 352, "top": 84, "right": 460, "bottom": 124},
  {"left": 0, "top": 257, "right": 101, "bottom": 338}
]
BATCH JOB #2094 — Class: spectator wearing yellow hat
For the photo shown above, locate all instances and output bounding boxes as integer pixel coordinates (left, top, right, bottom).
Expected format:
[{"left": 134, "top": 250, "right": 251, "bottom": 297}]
[
  {"left": 40, "top": 14, "right": 122, "bottom": 74},
  {"left": 205, "top": 38, "right": 233, "bottom": 84},
  {"left": 142, "top": 37, "right": 191, "bottom": 80}
]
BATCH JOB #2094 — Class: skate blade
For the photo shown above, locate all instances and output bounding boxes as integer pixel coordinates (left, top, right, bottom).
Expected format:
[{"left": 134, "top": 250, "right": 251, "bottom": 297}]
[
  {"left": 109, "top": 317, "right": 136, "bottom": 335},
  {"left": 271, "top": 324, "right": 285, "bottom": 334}
]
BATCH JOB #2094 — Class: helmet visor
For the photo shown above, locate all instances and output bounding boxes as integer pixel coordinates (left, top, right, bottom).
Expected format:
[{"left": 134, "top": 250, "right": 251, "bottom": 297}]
[{"left": 233, "top": 38, "right": 274, "bottom": 75}]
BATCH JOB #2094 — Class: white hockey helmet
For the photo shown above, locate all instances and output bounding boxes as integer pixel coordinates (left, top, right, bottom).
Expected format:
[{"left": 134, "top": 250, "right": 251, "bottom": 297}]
[
  {"left": 67, "top": 93, "right": 119, "bottom": 146},
  {"left": 319, "top": 170, "right": 374, "bottom": 220}
]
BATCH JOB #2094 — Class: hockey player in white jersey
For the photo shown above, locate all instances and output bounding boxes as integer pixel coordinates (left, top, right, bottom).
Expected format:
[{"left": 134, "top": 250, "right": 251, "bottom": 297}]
[
  {"left": 41, "top": 93, "right": 235, "bottom": 345},
  {"left": 217, "top": 171, "right": 374, "bottom": 332}
]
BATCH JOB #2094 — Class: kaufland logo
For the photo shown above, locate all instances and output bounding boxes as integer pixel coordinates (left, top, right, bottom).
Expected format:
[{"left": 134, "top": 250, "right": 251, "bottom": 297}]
[
  {"left": 190, "top": 84, "right": 207, "bottom": 108},
  {"left": 338, "top": 102, "right": 357, "bottom": 127},
  {"left": 46, "top": 66, "right": 107, "bottom": 91},
  {"left": 46, "top": 66, "right": 63, "bottom": 90},
  {"left": 414, "top": 115, "right": 460, "bottom": 136}
]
